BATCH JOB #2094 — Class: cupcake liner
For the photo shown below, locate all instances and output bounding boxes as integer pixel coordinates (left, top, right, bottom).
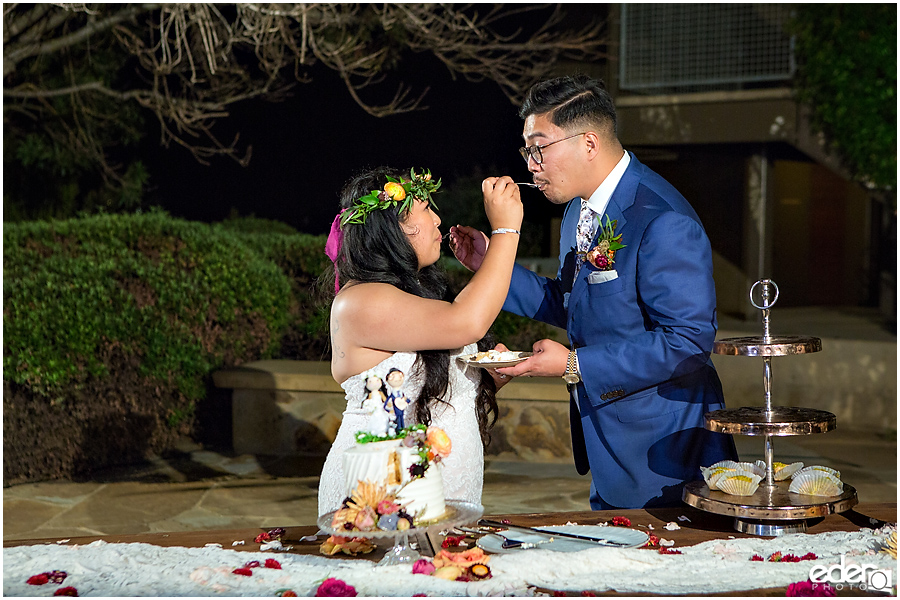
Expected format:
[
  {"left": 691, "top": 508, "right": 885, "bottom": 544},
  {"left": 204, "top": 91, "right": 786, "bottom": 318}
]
[
  {"left": 709, "top": 468, "right": 761, "bottom": 491},
  {"left": 718, "top": 474, "right": 762, "bottom": 496},
  {"left": 702, "top": 466, "right": 733, "bottom": 487},
  {"left": 772, "top": 461, "right": 804, "bottom": 481},
  {"left": 788, "top": 470, "right": 843, "bottom": 496},
  {"left": 791, "top": 465, "right": 840, "bottom": 480}
]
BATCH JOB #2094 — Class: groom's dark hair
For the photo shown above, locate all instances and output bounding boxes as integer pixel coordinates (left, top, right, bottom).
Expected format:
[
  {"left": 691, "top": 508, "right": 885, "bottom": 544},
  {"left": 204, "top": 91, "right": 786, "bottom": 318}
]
[{"left": 519, "top": 74, "right": 618, "bottom": 138}]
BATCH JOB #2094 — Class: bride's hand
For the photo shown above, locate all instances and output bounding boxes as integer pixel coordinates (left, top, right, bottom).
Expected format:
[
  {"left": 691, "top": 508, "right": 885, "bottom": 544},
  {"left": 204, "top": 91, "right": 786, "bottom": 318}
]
[{"left": 487, "top": 342, "right": 513, "bottom": 389}]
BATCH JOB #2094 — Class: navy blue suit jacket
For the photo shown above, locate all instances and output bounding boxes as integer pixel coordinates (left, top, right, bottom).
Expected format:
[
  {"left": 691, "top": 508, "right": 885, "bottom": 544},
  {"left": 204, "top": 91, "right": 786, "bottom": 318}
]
[{"left": 503, "top": 153, "right": 737, "bottom": 508}]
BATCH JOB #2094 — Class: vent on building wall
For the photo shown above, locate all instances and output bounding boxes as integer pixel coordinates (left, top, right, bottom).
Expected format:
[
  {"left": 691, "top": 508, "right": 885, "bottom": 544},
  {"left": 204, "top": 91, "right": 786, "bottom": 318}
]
[{"left": 620, "top": 4, "right": 795, "bottom": 94}]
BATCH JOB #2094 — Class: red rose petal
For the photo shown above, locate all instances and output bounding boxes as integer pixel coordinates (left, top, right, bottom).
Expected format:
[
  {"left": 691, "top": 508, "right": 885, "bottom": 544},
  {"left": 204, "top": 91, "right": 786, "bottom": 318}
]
[
  {"left": 232, "top": 567, "right": 253, "bottom": 576},
  {"left": 801, "top": 552, "right": 818, "bottom": 561},
  {"left": 441, "top": 535, "right": 465, "bottom": 548},
  {"left": 27, "top": 574, "right": 50, "bottom": 585},
  {"left": 264, "top": 558, "right": 282, "bottom": 569},
  {"left": 53, "top": 587, "right": 78, "bottom": 597}
]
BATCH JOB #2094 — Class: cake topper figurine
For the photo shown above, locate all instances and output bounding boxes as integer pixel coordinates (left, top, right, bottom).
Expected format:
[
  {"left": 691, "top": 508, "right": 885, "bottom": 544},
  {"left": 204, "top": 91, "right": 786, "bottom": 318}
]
[
  {"left": 385, "top": 368, "right": 410, "bottom": 431},
  {"left": 362, "top": 371, "right": 390, "bottom": 437}
]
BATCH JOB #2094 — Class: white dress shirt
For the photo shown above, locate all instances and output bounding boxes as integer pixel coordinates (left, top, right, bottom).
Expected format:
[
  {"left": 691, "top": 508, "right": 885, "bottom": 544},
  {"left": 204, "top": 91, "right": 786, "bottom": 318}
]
[
  {"left": 573, "top": 149, "right": 630, "bottom": 383},
  {"left": 583, "top": 149, "right": 631, "bottom": 222}
]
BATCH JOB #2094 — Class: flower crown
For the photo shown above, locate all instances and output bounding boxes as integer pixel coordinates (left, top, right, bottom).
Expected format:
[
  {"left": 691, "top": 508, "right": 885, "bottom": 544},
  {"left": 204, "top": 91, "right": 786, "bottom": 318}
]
[{"left": 339, "top": 168, "right": 441, "bottom": 228}]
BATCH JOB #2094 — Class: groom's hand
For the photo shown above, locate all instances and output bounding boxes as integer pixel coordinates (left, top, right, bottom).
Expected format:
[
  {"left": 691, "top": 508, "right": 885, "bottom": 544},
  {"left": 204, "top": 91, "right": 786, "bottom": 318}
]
[
  {"left": 496, "top": 339, "right": 569, "bottom": 378},
  {"left": 449, "top": 224, "right": 488, "bottom": 272}
]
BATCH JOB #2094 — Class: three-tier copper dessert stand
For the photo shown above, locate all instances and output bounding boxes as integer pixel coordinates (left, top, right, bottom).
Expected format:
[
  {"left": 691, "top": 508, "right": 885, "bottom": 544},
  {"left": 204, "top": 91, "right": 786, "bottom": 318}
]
[{"left": 683, "top": 279, "right": 858, "bottom": 536}]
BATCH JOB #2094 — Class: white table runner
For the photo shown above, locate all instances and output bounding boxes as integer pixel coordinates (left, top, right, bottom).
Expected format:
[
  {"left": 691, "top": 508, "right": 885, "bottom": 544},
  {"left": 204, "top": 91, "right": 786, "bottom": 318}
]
[{"left": 4, "top": 527, "right": 896, "bottom": 596}]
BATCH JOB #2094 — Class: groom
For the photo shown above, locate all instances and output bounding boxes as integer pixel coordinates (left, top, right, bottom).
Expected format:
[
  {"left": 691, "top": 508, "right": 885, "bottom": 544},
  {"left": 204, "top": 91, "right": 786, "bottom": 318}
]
[{"left": 450, "top": 74, "right": 737, "bottom": 509}]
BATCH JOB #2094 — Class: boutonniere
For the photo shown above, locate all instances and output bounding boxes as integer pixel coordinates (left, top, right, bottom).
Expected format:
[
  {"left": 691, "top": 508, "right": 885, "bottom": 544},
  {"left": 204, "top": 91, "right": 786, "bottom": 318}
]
[{"left": 582, "top": 215, "right": 626, "bottom": 271}]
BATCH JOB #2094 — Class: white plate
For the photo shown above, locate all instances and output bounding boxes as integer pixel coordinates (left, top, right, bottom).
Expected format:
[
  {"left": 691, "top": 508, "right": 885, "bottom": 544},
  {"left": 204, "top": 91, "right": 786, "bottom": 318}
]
[
  {"left": 458, "top": 351, "right": 533, "bottom": 369},
  {"left": 476, "top": 525, "right": 649, "bottom": 554}
]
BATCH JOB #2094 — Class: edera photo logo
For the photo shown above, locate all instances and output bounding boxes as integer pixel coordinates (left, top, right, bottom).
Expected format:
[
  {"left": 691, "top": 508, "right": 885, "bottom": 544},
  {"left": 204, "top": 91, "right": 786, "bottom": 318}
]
[{"left": 809, "top": 555, "right": 893, "bottom": 592}]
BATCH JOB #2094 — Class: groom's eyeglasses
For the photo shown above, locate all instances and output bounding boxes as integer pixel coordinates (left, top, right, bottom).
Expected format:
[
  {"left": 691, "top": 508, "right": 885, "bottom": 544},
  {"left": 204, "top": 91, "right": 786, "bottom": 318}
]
[{"left": 518, "top": 132, "right": 586, "bottom": 165}]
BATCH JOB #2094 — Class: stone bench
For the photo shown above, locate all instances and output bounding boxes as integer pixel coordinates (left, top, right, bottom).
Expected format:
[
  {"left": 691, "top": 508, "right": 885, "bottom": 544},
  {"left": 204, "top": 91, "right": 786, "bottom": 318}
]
[
  {"left": 211, "top": 360, "right": 574, "bottom": 462},
  {"left": 212, "top": 332, "right": 896, "bottom": 462}
]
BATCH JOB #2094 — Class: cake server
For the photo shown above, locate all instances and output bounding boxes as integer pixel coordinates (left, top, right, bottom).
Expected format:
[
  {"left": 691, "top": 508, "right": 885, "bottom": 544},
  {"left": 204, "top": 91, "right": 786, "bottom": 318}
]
[
  {"left": 477, "top": 519, "right": 631, "bottom": 547},
  {"left": 457, "top": 526, "right": 552, "bottom": 550}
]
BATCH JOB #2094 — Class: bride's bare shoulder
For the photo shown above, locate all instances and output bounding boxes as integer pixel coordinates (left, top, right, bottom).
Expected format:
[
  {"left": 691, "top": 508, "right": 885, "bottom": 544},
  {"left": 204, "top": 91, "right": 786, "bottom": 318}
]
[{"left": 332, "top": 282, "right": 400, "bottom": 314}]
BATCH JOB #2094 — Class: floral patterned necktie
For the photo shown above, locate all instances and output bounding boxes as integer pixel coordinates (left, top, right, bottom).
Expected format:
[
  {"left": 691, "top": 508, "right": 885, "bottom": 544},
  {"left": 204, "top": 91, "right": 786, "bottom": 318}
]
[{"left": 574, "top": 199, "right": 596, "bottom": 280}]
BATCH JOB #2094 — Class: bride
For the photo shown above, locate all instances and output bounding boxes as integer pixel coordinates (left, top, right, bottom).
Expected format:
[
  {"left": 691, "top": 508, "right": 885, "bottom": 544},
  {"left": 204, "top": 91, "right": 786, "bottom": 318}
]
[{"left": 317, "top": 166, "right": 523, "bottom": 516}]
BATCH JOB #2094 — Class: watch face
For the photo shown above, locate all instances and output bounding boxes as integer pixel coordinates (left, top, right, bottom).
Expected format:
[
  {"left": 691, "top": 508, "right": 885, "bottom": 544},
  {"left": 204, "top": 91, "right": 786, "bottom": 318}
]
[{"left": 564, "top": 374, "right": 579, "bottom": 384}]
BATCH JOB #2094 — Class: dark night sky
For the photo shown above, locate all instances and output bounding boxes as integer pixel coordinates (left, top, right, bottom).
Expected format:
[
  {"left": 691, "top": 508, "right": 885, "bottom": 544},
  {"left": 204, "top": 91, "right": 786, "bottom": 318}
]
[{"left": 141, "top": 61, "right": 547, "bottom": 236}]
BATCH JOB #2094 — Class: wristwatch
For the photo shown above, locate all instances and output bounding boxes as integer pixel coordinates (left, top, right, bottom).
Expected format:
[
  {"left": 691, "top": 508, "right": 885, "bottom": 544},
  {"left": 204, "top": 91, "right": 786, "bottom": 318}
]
[{"left": 563, "top": 350, "right": 581, "bottom": 385}]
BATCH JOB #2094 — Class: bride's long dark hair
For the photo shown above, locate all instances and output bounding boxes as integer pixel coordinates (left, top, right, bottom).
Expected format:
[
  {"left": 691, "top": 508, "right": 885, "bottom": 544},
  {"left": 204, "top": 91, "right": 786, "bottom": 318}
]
[{"left": 322, "top": 166, "right": 499, "bottom": 448}]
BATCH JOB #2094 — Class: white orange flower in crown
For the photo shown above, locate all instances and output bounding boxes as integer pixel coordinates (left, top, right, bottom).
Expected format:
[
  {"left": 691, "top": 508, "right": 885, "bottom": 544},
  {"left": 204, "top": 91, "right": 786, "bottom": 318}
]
[{"left": 426, "top": 426, "right": 452, "bottom": 460}]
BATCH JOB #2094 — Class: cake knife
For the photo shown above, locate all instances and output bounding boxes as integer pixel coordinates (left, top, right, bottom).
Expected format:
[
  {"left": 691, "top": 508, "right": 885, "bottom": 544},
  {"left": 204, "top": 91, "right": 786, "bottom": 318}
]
[{"left": 477, "top": 519, "right": 631, "bottom": 547}]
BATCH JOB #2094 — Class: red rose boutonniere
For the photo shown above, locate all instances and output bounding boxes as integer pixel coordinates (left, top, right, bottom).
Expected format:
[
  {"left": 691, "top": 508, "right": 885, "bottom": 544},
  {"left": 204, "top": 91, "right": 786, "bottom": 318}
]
[{"left": 583, "top": 215, "right": 625, "bottom": 271}]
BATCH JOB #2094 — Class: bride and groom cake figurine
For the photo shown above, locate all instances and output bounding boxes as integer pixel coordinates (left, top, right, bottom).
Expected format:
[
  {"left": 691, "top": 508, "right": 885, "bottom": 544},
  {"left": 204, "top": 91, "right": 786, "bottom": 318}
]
[{"left": 362, "top": 368, "right": 410, "bottom": 438}]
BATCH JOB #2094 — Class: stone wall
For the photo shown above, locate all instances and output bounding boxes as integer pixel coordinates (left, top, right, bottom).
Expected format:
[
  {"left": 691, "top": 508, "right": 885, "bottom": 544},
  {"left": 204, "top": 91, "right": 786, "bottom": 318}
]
[
  {"left": 211, "top": 360, "right": 574, "bottom": 460},
  {"left": 213, "top": 336, "right": 896, "bottom": 462},
  {"left": 713, "top": 335, "right": 897, "bottom": 432}
]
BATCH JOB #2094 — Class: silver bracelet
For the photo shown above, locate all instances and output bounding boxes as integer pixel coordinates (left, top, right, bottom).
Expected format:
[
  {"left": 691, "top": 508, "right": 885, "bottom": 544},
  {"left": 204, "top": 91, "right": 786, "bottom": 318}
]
[{"left": 491, "top": 228, "right": 520, "bottom": 235}]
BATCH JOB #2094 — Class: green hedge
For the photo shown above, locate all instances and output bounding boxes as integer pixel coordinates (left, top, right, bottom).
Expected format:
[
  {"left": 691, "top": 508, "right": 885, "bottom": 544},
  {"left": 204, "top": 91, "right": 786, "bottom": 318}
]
[
  {"left": 3, "top": 211, "right": 295, "bottom": 482},
  {"left": 216, "top": 218, "right": 332, "bottom": 360},
  {"left": 3, "top": 211, "right": 557, "bottom": 483}
]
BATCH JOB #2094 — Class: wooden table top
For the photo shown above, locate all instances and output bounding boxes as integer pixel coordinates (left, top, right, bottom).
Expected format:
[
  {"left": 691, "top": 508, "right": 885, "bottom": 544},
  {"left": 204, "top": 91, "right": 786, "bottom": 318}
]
[
  {"left": 6, "top": 502, "right": 894, "bottom": 551},
  {"left": 6, "top": 503, "right": 895, "bottom": 596}
]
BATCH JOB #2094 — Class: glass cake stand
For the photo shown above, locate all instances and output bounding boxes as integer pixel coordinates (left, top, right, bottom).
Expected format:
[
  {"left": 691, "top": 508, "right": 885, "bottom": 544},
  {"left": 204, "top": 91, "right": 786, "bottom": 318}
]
[{"left": 317, "top": 499, "right": 484, "bottom": 566}]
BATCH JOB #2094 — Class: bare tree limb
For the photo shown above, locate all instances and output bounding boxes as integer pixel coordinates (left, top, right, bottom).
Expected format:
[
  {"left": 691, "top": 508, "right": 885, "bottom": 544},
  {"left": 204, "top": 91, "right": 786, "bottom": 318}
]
[
  {"left": 4, "top": 3, "right": 608, "bottom": 204},
  {"left": 4, "top": 4, "right": 158, "bottom": 76}
]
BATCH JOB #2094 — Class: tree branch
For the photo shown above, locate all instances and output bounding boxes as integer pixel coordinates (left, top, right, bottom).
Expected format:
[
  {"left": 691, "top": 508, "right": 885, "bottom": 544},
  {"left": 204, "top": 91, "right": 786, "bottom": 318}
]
[{"left": 4, "top": 4, "right": 158, "bottom": 75}]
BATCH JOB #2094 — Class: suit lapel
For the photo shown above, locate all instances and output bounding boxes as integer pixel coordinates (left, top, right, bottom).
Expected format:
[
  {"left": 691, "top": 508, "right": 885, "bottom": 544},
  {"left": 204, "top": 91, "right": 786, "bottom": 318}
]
[
  {"left": 559, "top": 198, "right": 580, "bottom": 290},
  {"left": 569, "top": 153, "right": 641, "bottom": 309}
]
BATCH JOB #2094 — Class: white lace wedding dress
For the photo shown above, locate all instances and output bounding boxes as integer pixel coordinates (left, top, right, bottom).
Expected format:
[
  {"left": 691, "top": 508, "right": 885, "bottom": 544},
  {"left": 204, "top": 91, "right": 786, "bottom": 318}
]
[{"left": 317, "top": 343, "right": 484, "bottom": 516}]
